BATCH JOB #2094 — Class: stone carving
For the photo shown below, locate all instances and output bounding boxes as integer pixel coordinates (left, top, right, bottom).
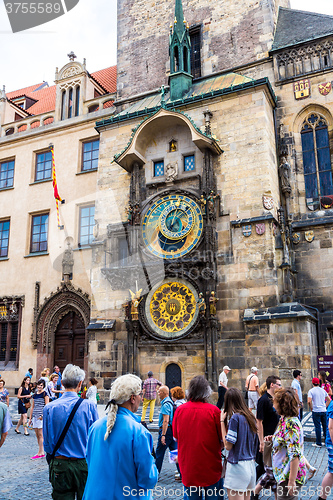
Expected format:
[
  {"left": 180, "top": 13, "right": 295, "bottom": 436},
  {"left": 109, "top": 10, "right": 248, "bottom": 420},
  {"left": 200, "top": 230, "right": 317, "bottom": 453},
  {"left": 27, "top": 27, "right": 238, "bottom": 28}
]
[
  {"left": 33, "top": 282, "right": 90, "bottom": 350},
  {"left": 276, "top": 37, "right": 333, "bottom": 81},
  {"left": 165, "top": 161, "right": 178, "bottom": 182},
  {"left": 209, "top": 291, "right": 218, "bottom": 316},
  {"left": 0, "top": 296, "right": 23, "bottom": 322},
  {"left": 207, "top": 190, "right": 218, "bottom": 218},
  {"left": 62, "top": 66, "right": 81, "bottom": 79},
  {"left": 62, "top": 242, "right": 74, "bottom": 282},
  {"left": 197, "top": 293, "right": 206, "bottom": 317},
  {"left": 278, "top": 157, "right": 291, "bottom": 195},
  {"left": 132, "top": 203, "right": 141, "bottom": 225}
]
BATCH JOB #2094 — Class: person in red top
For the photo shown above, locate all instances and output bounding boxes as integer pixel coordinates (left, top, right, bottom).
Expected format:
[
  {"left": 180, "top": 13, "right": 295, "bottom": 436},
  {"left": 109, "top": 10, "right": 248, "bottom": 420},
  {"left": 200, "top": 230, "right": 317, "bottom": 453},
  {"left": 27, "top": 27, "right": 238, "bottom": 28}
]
[{"left": 172, "top": 375, "right": 224, "bottom": 499}]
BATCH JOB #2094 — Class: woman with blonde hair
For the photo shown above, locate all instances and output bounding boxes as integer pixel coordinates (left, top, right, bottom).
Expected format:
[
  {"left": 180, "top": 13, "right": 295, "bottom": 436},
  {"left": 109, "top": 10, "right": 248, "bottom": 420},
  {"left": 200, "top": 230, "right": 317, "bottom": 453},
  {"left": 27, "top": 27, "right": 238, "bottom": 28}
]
[{"left": 83, "top": 374, "right": 158, "bottom": 499}]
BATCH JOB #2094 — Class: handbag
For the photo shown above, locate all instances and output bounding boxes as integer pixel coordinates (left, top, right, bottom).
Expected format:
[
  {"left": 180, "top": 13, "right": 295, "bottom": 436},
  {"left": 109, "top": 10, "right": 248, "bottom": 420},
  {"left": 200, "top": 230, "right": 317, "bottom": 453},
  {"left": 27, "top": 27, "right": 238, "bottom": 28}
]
[
  {"left": 244, "top": 375, "right": 254, "bottom": 401},
  {"left": 24, "top": 401, "right": 31, "bottom": 409},
  {"left": 46, "top": 398, "right": 84, "bottom": 469}
]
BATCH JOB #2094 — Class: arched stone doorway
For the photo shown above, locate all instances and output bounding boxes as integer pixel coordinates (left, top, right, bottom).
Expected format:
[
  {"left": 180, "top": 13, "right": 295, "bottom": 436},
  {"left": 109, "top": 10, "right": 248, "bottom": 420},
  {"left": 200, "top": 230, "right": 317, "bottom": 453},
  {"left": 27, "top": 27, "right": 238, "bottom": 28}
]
[
  {"left": 165, "top": 363, "right": 181, "bottom": 389},
  {"left": 54, "top": 311, "right": 85, "bottom": 371},
  {"left": 34, "top": 283, "right": 90, "bottom": 375}
]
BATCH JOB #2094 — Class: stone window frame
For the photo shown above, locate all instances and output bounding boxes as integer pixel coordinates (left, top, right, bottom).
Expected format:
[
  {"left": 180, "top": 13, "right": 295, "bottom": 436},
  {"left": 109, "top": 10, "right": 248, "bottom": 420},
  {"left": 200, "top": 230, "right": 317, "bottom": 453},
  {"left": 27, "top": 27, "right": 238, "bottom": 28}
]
[
  {"left": 0, "top": 158, "right": 15, "bottom": 190},
  {"left": 0, "top": 296, "right": 24, "bottom": 370},
  {"left": 0, "top": 218, "right": 10, "bottom": 258},
  {"left": 35, "top": 149, "right": 52, "bottom": 182},
  {"left": 293, "top": 105, "right": 333, "bottom": 213},
  {"left": 81, "top": 138, "right": 100, "bottom": 172},
  {"left": 30, "top": 212, "right": 49, "bottom": 254},
  {"left": 78, "top": 204, "right": 95, "bottom": 247}
]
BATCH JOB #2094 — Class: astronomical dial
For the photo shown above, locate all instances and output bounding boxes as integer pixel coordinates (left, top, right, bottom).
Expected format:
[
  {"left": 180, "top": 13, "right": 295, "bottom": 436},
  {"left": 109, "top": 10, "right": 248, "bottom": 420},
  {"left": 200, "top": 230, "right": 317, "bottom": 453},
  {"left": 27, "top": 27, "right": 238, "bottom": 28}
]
[
  {"left": 144, "top": 279, "right": 199, "bottom": 339},
  {"left": 142, "top": 194, "right": 203, "bottom": 259}
]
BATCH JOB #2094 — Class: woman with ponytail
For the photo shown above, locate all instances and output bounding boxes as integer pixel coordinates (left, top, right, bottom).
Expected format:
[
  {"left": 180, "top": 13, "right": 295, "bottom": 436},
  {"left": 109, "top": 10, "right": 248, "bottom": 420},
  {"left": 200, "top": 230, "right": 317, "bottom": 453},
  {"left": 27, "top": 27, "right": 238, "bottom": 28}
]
[{"left": 83, "top": 374, "right": 158, "bottom": 500}]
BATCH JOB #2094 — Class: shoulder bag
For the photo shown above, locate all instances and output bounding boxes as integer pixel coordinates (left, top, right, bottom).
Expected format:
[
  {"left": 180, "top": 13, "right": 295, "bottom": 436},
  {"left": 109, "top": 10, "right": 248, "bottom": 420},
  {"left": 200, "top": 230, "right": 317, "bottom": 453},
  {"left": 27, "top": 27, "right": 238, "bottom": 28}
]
[
  {"left": 46, "top": 398, "right": 84, "bottom": 467},
  {"left": 244, "top": 375, "right": 254, "bottom": 401}
]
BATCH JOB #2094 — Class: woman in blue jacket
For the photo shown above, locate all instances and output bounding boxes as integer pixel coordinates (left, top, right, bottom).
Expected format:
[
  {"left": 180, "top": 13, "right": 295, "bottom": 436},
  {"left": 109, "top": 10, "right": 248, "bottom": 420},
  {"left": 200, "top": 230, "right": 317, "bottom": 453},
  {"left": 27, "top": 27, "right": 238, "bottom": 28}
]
[{"left": 83, "top": 374, "right": 158, "bottom": 500}]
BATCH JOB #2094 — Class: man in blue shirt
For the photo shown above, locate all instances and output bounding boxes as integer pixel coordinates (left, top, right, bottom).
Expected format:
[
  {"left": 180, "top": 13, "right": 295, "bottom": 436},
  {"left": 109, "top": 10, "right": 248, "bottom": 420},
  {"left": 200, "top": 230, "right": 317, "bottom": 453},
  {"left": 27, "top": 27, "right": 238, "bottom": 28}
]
[
  {"left": 53, "top": 365, "right": 62, "bottom": 396},
  {"left": 155, "top": 385, "right": 177, "bottom": 473},
  {"left": 291, "top": 370, "right": 303, "bottom": 420},
  {"left": 25, "top": 368, "right": 33, "bottom": 379},
  {"left": 0, "top": 401, "right": 12, "bottom": 448},
  {"left": 43, "top": 364, "right": 99, "bottom": 500}
]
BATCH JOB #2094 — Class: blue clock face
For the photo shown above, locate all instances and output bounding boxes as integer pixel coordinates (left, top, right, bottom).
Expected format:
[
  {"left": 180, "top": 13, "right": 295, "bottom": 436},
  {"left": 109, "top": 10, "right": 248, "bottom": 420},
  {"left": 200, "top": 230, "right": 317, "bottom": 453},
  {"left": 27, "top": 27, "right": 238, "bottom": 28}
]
[{"left": 142, "top": 194, "right": 203, "bottom": 259}]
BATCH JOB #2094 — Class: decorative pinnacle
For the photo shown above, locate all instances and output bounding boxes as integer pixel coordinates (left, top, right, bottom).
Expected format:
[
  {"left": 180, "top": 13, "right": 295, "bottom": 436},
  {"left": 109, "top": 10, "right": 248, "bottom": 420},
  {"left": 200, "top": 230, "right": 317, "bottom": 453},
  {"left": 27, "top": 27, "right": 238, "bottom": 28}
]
[{"left": 67, "top": 51, "right": 77, "bottom": 62}]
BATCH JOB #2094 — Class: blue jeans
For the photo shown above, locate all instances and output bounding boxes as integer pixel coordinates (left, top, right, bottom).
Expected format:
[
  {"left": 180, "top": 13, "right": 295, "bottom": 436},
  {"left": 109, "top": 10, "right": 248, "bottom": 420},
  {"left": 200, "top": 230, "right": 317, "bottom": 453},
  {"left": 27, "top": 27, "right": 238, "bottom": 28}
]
[
  {"left": 312, "top": 411, "right": 327, "bottom": 446},
  {"left": 184, "top": 478, "right": 224, "bottom": 499},
  {"left": 155, "top": 427, "right": 177, "bottom": 473}
]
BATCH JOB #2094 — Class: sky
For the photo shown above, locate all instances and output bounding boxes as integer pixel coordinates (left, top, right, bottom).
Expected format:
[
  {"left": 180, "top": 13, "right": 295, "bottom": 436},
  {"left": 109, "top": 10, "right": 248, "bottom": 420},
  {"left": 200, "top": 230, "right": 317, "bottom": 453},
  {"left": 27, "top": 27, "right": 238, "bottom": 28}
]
[{"left": 0, "top": 0, "right": 333, "bottom": 92}]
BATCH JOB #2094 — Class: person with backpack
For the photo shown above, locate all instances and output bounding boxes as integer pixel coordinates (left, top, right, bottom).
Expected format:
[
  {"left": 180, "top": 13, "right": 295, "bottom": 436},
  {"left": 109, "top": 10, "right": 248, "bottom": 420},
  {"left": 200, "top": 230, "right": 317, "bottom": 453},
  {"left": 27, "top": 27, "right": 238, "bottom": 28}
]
[{"left": 155, "top": 385, "right": 177, "bottom": 473}]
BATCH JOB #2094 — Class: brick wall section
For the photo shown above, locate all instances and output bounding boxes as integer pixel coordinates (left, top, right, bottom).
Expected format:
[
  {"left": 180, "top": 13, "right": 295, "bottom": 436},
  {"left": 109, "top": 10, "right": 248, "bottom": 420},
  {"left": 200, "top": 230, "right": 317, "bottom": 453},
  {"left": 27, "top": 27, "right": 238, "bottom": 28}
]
[{"left": 117, "top": 0, "right": 290, "bottom": 98}]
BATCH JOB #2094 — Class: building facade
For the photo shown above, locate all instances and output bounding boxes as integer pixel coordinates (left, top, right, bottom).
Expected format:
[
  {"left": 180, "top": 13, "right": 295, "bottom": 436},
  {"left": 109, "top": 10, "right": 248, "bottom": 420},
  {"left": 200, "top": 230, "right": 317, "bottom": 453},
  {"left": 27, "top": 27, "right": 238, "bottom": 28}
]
[{"left": 1, "top": 0, "right": 333, "bottom": 398}]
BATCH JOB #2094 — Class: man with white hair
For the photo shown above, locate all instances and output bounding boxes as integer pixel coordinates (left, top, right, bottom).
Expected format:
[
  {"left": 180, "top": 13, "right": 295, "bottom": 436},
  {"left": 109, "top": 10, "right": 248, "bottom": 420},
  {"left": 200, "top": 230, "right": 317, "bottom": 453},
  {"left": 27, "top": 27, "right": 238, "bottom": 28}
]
[
  {"left": 245, "top": 367, "right": 260, "bottom": 411},
  {"left": 216, "top": 365, "right": 231, "bottom": 409},
  {"left": 43, "top": 364, "right": 99, "bottom": 500}
]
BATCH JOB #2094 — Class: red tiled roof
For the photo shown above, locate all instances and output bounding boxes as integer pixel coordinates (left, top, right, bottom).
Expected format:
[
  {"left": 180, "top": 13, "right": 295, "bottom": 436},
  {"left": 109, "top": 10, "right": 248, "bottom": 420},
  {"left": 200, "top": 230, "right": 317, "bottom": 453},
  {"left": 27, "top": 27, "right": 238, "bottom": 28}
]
[
  {"left": 6, "top": 66, "right": 117, "bottom": 118},
  {"left": 7, "top": 82, "right": 46, "bottom": 100},
  {"left": 91, "top": 66, "right": 117, "bottom": 94},
  {"left": 28, "top": 86, "right": 56, "bottom": 115},
  {"left": 103, "top": 99, "right": 114, "bottom": 109}
]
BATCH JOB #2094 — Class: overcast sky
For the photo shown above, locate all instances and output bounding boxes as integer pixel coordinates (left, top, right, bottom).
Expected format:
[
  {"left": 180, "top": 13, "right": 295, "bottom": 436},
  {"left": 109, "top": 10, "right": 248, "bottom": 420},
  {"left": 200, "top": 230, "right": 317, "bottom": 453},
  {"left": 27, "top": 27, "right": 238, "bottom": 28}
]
[{"left": 0, "top": 0, "right": 333, "bottom": 92}]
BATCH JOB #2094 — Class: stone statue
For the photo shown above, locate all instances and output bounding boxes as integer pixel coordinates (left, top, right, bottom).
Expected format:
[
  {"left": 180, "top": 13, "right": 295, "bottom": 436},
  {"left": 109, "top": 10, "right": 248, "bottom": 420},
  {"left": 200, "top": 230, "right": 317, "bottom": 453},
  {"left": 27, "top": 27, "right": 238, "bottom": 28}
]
[
  {"left": 200, "top": 194, "right": 206, "bottom": 214},
  {"left": 165, "top": 161, "right": 178, "bottom": 182},
  {"left": 122, "top": 299, "right": 131, "bottom": 320},
  {"left": 209, "top": 291, "right": 218, "bottom": 316},
  {"left": 133, "top": 202, "right": 141, "bottom": 225},
  {"left": 126, "top": 203, "right": 133, "bottom": 224},
  {"left": 197, "top": 293, "right": 206, "bottom": 317},
  {"left": 62, "top": 242, "right": 74, "bottom": 282},
  {"left": 129, "top": 288, "right": 143, "bottom": 320},
  {"left": 278, "top": 157, "right": 291, "bottom": 194},
  {"left": 207, "top": 190, "right": 218, "bottom": 218}
]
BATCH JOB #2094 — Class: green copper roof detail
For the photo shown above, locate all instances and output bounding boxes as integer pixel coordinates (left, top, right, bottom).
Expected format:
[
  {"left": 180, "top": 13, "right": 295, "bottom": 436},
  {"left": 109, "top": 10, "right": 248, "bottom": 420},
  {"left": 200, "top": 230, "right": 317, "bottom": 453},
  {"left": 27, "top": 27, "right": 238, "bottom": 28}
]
[{"left": 169, "top": 0, "right": 192, "bottom": 100}]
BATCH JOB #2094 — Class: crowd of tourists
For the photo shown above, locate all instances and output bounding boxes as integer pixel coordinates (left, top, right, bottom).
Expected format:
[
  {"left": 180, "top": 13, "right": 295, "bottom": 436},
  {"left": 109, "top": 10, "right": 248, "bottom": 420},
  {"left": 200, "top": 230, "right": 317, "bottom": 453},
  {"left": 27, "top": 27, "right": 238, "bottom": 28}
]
[{"left": 1, "top": 364, "right": 333, "bottom": 499}]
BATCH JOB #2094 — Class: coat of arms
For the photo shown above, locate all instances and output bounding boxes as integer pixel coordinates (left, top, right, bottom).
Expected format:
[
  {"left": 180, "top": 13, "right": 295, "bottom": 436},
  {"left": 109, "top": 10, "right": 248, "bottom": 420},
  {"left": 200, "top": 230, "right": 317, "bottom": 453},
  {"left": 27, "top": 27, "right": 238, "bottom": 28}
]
[
  {"left": 319, "top": 82, "right": 332, "bottom": 96},
  {"left": 294, "top": 79, "right": 310, "bottom": 100},
  {"left": 292, "top": 233, "right": 300, "bottom": 245},
  {"left": 263, "top": 195, "right": 274, "bottom": 210},
  {"left": 321, "top": 196, "right": 333, "bottom": 209},
  {"left": 242, "top": 225, "right": 252, "bottom": 237},
  {"left": 255, "top": 223, "right": 265, "bottom": 235},
  {"left": 305, "top": 231, "right": 314, "bottom": 243}
]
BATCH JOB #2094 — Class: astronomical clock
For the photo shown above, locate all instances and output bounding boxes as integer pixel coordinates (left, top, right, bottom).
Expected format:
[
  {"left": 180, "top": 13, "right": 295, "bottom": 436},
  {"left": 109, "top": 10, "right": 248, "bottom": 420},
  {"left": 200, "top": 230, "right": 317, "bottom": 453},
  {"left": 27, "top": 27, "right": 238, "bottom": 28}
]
[
  {"left": 142, "top": 193, "right": 203, "bottom": 259},
  {"left": 141, "top": 193, "right": 203, "bottom": 340}
]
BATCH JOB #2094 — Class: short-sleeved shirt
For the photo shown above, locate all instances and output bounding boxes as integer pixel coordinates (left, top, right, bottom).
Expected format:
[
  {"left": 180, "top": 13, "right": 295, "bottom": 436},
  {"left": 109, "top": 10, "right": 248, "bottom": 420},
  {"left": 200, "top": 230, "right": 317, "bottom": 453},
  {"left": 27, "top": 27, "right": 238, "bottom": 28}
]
[
  {"left": 326, "top": 400, "right": 333, "bottom": 446},
  {"left": 143, "top": 377, "right": 162, "bottom": 400},
  {"left": 226, "top": 413, "right": 258, "bottom": 464},
  {"left": 246, "top": 374, "right": 259, "bottom": 391},
  {"left": 308, "top": 386, "right": 327, "bottom": 412},
  {"left": 219, "top": 371, "right": 228, "bottom": 387},
  {"left": 257, "top": 391, "right": 280, "bottom": 436},
  {"left": 25, "top": 372, "right": 32, "bottom": 379},
  {"left": 158, "top": 396, "right": 174, "bottom": 427},
  {"left": 291, "top": 379, "right": 302, "bottom": 403},
  {"left": 0, "top": 388, "right": 9, "bottom": 404}
]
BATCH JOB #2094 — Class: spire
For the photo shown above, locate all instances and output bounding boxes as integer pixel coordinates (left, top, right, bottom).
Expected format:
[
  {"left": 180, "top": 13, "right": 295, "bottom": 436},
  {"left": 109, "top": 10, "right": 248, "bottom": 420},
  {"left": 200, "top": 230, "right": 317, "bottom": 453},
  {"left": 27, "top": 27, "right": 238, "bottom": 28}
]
[
  {"left": 174, "top": 0, "right": 185, "bottom": 37},
  {"left": 169, "top": 0, "right": 193, "bottom": 101}
]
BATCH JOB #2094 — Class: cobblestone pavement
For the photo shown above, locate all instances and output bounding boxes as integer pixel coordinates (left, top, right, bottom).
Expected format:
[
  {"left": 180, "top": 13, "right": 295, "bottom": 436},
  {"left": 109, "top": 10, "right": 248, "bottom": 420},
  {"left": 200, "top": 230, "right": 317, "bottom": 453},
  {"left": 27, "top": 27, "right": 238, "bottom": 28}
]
[
  {"left": 0, "top": 424, "right": 332, "bottom": 500},
  {"left": 1, "top": 399, "right": 329, "bottom": 499}
]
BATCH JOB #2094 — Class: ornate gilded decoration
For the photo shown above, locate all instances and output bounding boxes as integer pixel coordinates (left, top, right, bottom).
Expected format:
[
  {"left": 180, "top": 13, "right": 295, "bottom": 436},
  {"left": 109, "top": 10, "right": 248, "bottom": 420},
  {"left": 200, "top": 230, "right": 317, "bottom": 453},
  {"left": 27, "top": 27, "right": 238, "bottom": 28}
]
[
  {"left": 305, "top": 231, "right": 314, "bottom": 243},
  {"left": 129, "top": 289, "right": 143, "bottom": 320},
  {"left": 145, "top": 280, "right": 199, "bottom": 339},
  {"left": 142, "top": 194, "right": 203, "bottom": 259},
  {"left": 319, "top": 82, "right": 332, "bottom": 96},
  {"left": 209, "top": 291, "right": 218, "bottom": 316},
  {"left": 292, "top": 233, "right": 301, "bottom": 245},
  {"left": 293, "top": 79, "right": 310, "bottom": 100}
]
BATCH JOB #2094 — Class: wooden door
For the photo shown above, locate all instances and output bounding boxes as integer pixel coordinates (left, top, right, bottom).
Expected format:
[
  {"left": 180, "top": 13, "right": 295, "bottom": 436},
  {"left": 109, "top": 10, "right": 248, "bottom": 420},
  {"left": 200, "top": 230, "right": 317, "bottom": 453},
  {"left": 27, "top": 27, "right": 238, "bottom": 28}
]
[{"left": 54, "top": 311, "right": 85, "bottom": 371}]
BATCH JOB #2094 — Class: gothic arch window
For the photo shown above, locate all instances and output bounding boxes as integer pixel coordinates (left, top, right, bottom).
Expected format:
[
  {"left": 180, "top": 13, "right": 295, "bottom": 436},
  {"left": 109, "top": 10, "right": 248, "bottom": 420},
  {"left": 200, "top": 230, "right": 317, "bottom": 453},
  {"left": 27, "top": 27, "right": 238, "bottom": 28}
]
[
  {"left": 75, "top": 86, "right": 80, "bottom": 116},
  {"left": 61, "top": 90, "right": 66, "bottom": 120},
  {"left": 301, "top": 113, "right": 333, "bottom": 209}
]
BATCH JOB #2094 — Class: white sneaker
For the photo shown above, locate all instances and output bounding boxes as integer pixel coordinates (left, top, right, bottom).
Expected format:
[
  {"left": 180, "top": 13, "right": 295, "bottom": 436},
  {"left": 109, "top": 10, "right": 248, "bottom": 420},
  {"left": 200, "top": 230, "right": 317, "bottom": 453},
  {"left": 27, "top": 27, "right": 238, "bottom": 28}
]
[
  {"left": 307, "top": 467, "right": 317, "bottom": 480},
  {"left": 312, "top": 443, "right": 322, "bottom": 447}
]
